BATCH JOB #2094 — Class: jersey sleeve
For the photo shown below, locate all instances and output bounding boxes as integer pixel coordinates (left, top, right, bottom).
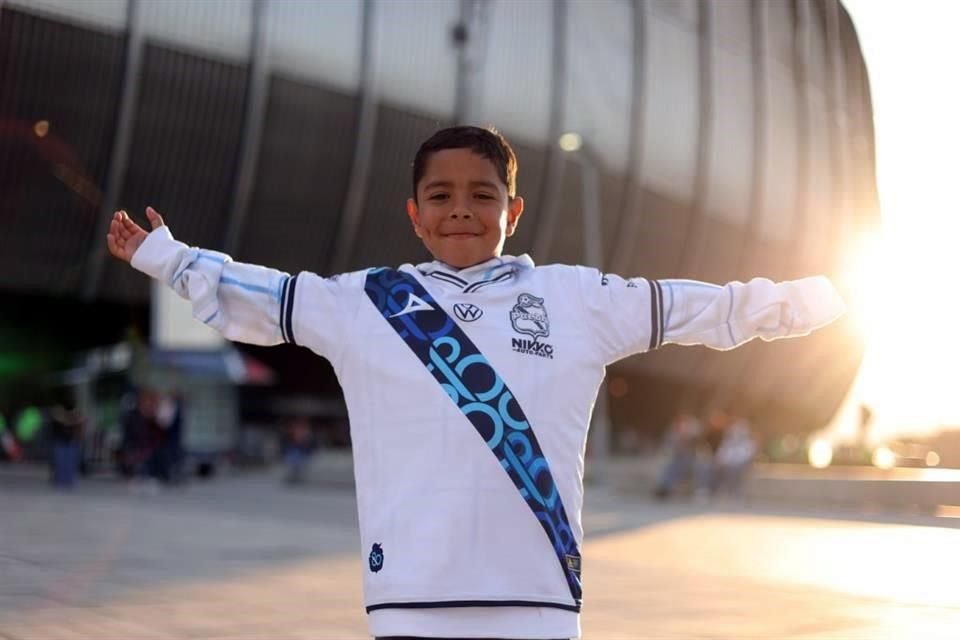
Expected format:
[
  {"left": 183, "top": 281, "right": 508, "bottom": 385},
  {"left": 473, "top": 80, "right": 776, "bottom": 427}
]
[
  {"left": 578, "top": 267, "right": 845, "bottom": 364},
  {"left": 658, "top": 275, "right": 845, "bottom": 350},
  {"left": 130, "top": 226, "right": 358, "bottom": 357}
]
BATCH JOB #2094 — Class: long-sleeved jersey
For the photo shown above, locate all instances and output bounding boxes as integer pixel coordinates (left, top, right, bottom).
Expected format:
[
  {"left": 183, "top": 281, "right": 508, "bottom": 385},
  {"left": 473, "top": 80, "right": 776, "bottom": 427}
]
[{"left": 132, "top": 227, "right": 844, "bottom": 639}]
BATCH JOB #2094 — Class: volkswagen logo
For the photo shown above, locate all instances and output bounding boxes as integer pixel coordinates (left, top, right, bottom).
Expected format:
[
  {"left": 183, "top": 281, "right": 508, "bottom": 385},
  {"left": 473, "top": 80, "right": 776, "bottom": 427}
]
[{"left": 453, "top": 303, "right": 483, "bottom": 322}]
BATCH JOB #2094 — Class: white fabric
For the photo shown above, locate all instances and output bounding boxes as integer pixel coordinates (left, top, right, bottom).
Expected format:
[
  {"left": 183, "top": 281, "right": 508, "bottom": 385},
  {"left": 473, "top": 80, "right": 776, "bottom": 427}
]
[{"left": 132, "top": 227, "right": 844, "bottom": 639}]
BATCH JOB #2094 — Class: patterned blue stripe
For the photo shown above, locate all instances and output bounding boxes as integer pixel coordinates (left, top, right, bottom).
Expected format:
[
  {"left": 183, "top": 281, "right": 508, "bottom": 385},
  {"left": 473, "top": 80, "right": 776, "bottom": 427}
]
[{"left": 364, "top": 268, "right": 582, "bottom": 604}]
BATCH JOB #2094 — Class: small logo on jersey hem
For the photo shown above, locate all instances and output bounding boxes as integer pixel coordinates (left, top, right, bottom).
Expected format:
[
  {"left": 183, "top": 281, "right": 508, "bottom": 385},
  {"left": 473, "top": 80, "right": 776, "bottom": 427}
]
[
  {"left": 453, "top": 303, "right": 483, "bottom": 322},
  {"left": 369, "top": 543, "right": 384, "bottom": 573},
  {"left": 510, "top": 293, "right": 555, "bottom": 359}
]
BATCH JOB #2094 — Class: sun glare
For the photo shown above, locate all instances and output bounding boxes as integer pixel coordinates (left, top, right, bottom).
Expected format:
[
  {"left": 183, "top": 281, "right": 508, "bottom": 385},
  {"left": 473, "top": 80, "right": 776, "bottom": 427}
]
[
  {"left": 835, "top": 222, "right": 960, "bottom": 442},
  {"left": 832, "top": 0, "right": 960, "bottom": 446}
]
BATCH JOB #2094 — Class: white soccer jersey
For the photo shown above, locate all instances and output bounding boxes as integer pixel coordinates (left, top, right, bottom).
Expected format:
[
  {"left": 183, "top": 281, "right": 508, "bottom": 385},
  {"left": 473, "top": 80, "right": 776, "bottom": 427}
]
[{"left": 132, "top": 227, "right": 844, "bottom": 639}]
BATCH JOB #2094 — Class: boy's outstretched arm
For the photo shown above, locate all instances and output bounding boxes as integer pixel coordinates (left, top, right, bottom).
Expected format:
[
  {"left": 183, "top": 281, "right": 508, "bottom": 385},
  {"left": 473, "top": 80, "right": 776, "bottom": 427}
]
[
  {"left": 659, "top": 275, "right": 845, "bottom": 350},
  {"left": 583, "top": 270, "right": 846, "bottom": 364},
  {"left": 105, "top": 208, "right": 292, "bottom": 347}
]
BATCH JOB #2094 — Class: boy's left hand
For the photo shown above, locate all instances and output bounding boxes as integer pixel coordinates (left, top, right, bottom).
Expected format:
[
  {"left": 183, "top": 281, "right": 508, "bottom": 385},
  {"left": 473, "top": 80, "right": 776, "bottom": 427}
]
[{"left": 106, "top": 207, "right": 165, "bottom": 263}]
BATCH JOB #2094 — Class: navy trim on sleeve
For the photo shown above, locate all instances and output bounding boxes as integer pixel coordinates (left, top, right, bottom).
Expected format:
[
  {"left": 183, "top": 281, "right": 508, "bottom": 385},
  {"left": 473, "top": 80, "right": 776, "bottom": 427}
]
[
  {"left": 281, "top": 274, "right": 299, "bottom": 345},
  {"left": 648, "top": 279, "right": 664, "bottom": 350}
]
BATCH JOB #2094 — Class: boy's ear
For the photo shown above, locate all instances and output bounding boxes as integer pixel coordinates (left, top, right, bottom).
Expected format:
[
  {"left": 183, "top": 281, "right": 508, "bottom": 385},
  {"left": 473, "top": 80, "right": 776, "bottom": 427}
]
[
  {"left": 505, "top": 196, "right": 524, "bottom": 237},
  {"left": 406, "top": 198, "right": 423, "bottom": 238}
]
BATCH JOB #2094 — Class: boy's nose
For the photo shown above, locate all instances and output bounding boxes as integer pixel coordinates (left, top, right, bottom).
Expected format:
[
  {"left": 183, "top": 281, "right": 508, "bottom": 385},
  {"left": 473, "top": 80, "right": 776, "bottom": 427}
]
[{"left": 449, "top": 206, "right": 473, "bottom": 219}]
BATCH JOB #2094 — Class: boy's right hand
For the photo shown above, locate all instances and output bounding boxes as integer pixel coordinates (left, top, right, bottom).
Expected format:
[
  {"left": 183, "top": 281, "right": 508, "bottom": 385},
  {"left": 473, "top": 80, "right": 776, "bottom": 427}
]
[{"left": 106, "top": 207, "right": 165, "bottom": 263}]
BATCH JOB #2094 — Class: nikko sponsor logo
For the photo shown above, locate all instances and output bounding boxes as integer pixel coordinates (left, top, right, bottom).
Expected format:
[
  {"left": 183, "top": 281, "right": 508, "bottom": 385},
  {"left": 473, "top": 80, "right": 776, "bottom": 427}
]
[
  {"left": 509, "top": 293, "right": 555, "bottom": 359},
  {"left": 511, "top": 337, "right": 554, "bottom": 358}
]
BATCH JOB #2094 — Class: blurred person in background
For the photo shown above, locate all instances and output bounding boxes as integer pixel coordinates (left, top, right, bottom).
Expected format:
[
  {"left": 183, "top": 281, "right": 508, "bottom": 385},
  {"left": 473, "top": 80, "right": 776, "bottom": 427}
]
[
  {"left": 105, "top": 126, "right": 844, "bottom": 640},
  {"left": 695, "top": 408, "right": 731, "bottom": 500},
  {"left": 283, "top": 416, "right": 314, "bottom": 485},
  {"left": 713, "top": 415, "right": 757, "bottom": 500},
  {"left": 0, "top": 410, "right": 23, "bottom": 462},
  {"left": 118, "top": 387, "right": 163, "bottom": 489},
  {"left": 155, "top": 391, "right": 184, "bottom": 484},
  {"left": 652, "top": 411, "right": 702, "bottom": 500},
  {"left": 49, "top": 400, "right": 85, "bottom": 489}
]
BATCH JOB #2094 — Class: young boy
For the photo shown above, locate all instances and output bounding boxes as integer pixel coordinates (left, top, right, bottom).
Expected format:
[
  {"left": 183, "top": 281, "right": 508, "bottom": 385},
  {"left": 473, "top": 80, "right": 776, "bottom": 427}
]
[{"left": 107, "top": 126, "right": 844, "bottom": 640}]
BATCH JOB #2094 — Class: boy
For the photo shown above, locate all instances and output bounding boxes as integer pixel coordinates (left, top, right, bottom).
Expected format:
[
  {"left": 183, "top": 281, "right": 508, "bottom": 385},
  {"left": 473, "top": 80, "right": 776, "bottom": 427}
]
[{"left": 107, "top": 126, "right": 844, "bottom": 639}]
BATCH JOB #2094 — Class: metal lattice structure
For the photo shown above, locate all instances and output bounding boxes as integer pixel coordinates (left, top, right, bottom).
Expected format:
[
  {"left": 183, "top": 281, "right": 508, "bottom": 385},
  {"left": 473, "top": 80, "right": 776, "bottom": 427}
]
[{"left": 0, "top": 0, "right": 878, "bottom": 433}]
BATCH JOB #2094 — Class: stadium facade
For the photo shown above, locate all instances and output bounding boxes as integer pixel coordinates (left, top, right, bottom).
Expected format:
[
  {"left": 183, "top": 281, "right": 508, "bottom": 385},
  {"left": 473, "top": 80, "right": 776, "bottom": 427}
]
[{"left": 0, "top": 0, "right": 877, "bottom": 439}]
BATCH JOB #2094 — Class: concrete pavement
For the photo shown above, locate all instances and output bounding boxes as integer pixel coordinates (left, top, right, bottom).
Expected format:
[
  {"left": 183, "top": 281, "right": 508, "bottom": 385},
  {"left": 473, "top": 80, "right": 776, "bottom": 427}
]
[{"left": 2, "top": 466, "right": 960, "bottom": 639}]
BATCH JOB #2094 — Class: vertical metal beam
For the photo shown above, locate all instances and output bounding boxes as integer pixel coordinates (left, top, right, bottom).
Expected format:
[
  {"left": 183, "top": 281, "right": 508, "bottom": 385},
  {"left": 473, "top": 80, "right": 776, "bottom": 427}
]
[
  {"left": 531, "top": 0, "right": 569, "bottom": 262},
  {"left": 756, "top": 0, "right": 813, "bottom": 421},
  {"left": 811, "top": 0, "right": 855, "bottom": 411},
  {"left": 790, "top": 0, "right": 812, "bottom": 278},
  {"left": 735, "top": 0, "right": 768, "bottom": 277},
  {"left": 611, "top": 0, "right": 648, "bottom": 276},
  {"left": 223, "top": 0, "right": 270, "bottom": 257},
  {"left": 728, "top": 0, "right": 769, "bottom": 417},
  {"left": 823, "top": 0, "right": 848, "bottom": 268},
  {"left": 572, "top": 145, "right": 610, "bottom": 482},
  {"left": 675, "top": 0, "right": 713, "bottom": 278},
  {"left": 453, "top": 0, "right": 473, "bottom": 124},
  {"left": 328, "top": 0, "right": 378, "bottom": 275},
  {"left": 82, "top": 0, "right": 144, "bottom": 299}
]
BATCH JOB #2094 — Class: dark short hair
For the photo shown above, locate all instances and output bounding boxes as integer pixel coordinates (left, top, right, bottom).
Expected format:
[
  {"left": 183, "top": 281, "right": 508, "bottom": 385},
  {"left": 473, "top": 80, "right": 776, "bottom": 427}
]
[{"left": 412, "top": 126, "right": 518, "bottom": 201}]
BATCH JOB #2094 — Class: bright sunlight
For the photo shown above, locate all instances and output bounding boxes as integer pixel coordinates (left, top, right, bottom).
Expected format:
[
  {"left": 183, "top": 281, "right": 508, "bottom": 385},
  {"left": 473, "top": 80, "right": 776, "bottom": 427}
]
[{"left": 829, "top": 0, "right": 960, "bottom": 444}]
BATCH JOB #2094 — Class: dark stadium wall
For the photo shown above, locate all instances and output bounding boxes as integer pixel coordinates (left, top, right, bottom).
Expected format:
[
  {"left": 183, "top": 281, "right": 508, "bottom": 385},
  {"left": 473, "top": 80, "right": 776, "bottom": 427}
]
[{"left": 0, "top": 0, "right": 877, "bottom": 441}]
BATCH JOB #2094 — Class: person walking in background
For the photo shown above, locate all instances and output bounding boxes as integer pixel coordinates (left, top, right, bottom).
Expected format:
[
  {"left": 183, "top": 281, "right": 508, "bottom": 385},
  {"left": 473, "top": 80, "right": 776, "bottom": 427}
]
[
  {"left": 105, "top": 126, "right": 845, "bottom": 640},
  {"left": 49, "top": 401, "right": 85, "bottom": 489},
  {"left": 653, "top": 412, "right": 702, "bottom": 500},
  {"left": 155, "top": 392, "right": 184, "bottom": 484},
  {"left": 714, "top": 416, "right": 757, "bottom": 500},
  {"left": 118, "top": 388, "right": 162, "bottom": 488},
  {"left": 283, "top": 417, "right": 314, "bottom": 485},
  {"left": 694, "top": 408, "right": 732, "bottom": 499}
]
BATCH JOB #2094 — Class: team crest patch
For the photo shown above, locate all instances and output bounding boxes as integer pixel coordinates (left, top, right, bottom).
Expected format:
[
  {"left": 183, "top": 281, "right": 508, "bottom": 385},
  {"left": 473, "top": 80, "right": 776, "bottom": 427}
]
[
  {"left": 510, "top": 294, "right": 550, "bottom": 339},
  {"left": 510, "top": 294, "right": 555, "bottom": 359},
  {"left": 369, "top": 543, "right": 384, "bottom": 573}
]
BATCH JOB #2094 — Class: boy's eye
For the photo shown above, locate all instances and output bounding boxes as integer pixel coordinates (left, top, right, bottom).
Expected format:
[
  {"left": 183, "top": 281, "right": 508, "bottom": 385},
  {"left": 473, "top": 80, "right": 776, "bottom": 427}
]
[
  {"left": 428, "top": 193, "right": 448, "bottom": 201},
  {"left": 475, "top": 193, "right": 494, "bottom": 200}
]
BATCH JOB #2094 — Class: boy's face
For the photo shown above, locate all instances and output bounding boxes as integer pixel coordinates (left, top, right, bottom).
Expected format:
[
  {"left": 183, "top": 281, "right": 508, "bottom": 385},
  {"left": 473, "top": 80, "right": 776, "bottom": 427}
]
[{"left": 407, "top": 148, "right": 524, "bottom": 269}]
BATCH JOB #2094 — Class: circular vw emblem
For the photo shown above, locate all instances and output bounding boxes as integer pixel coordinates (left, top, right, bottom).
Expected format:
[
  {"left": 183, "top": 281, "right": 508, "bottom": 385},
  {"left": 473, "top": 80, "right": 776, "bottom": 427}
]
[{"left": 453, "top": 303, "right": 483, "bottom": 322}]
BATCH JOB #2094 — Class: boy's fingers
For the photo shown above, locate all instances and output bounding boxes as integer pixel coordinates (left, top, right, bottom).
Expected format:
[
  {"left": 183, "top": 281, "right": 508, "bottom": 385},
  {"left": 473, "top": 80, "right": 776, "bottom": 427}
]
[{"left": 146, "top": 206, "right": 165, "bottom": 230}]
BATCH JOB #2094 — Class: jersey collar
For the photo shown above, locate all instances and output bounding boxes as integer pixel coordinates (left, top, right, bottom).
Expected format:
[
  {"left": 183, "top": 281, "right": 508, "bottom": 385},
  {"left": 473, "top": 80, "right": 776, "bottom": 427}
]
[{"left": 409, "top": 255, "right": 535, "bottom": 292}]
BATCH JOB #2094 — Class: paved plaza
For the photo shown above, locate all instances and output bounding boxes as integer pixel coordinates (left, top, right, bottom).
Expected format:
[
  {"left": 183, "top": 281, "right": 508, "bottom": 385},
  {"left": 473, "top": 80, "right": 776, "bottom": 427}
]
[{"left": 2, "top": 465, "right": 960, "bottom": 639}]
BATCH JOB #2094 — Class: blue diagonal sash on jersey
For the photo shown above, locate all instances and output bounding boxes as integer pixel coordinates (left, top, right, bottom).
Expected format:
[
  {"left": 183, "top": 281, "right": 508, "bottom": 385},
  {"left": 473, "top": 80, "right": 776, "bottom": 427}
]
[{"left": 364, "top": 267, "right": 582, "bottom": 604}]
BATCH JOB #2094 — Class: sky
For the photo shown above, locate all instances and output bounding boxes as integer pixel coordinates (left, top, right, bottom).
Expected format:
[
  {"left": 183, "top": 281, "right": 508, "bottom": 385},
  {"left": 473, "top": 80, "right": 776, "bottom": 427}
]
[{"left": 827, "top": 0, "right": 960, "bottom": 442}]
